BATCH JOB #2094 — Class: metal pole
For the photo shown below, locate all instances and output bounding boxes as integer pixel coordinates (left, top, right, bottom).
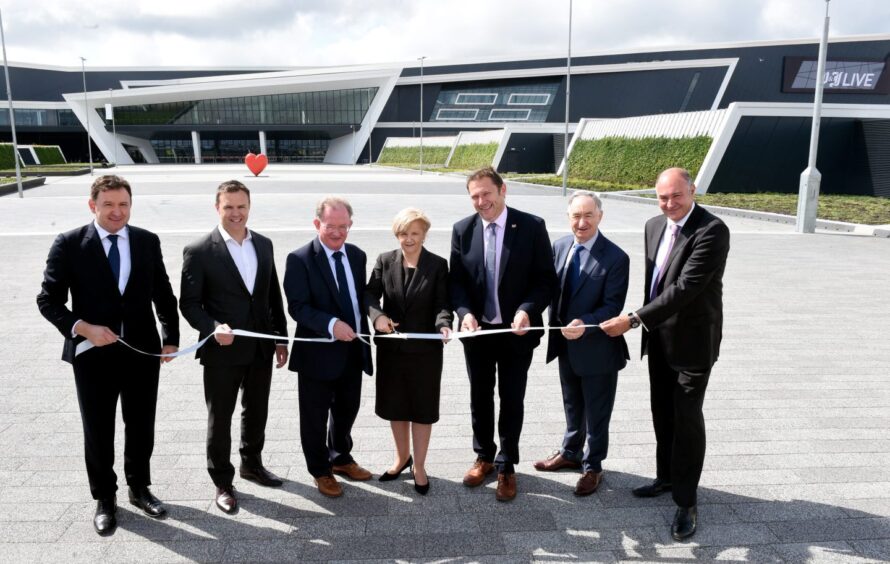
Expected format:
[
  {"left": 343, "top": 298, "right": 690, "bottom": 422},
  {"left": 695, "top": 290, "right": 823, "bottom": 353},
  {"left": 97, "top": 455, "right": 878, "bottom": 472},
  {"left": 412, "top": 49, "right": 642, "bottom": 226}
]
[
  {"left": 796, "top": 0, "right": 830, "bottom": 234},
  {"left": 80, "top": 57, "right": 93, "bottom": 175},
  {"left": 367, "top": 87, "right": 373, "bottom": 166},
  {"left": 109, "top": 88, "right": 117, "bottom": 165},
  {"left": 562, "top": 0, "right": 573, "bottom": 197},
  {"left": 418, "top": 56, "right": 426, "bottom": 175},
  {"left": 0, "top": 8, "right": 23, "bottom": 197},
  {"left": 351, "top": 124, "right": 355, "bottom": 164}
]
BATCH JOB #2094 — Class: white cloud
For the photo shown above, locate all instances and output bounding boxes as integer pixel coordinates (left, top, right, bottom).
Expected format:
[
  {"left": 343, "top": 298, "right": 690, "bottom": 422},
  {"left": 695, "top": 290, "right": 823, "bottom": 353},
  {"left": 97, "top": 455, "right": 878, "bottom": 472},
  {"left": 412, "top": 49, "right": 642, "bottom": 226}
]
[{"left": 2, "top": 0, "right": 887, "bottom": 68}]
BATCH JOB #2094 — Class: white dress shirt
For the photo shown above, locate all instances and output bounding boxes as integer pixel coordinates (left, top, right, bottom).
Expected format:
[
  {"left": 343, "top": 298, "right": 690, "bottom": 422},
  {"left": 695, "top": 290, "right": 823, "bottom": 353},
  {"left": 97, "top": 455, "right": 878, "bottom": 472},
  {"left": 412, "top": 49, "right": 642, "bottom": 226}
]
[
  {"left": 480, "top": 207, "right": 508, "bottom": 323},
  {"left": 319, "top": 240, "right": 361, "bottom": 337},
  {"left": 650, "top": 202, "right": 696, "bottom": 299},
  {"left": 71, "top": 221, "right": 132, "bottom": 337},
  {"left": 218, "top": 224, "right": 257, "bottom": 295}
]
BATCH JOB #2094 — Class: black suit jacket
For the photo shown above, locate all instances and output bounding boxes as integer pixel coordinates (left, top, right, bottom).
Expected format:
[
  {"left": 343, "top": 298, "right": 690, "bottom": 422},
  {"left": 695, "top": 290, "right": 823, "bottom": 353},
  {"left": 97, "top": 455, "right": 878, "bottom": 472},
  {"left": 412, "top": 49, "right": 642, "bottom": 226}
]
[
  {"left": 179, "top": 228, "right": 288, "bottom": 367},
  {"left": 283, "top": 238, "right": 373, "bottom": 379},
  {"left": 450, "top": 206, "right": 557, "bottom": 350},
  {"left": 37, "top": 223, "right": 180, "bottom": 364},
  {"left": 637, "top": 204, "right": 730, "bottom": 371},
  {"left": 365, "top": 247, "right": 453, "bottom": 354},
  {"left": 546, "top": 232, "right": 630, "bottom": 375}
]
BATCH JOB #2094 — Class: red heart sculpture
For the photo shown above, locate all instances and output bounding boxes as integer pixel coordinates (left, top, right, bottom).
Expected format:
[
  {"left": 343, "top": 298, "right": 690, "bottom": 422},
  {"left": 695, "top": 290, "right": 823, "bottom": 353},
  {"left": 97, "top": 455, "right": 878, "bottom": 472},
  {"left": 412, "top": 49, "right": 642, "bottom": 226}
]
[{"left": 245, "top": 152, "right": 268, "bottom": 176}]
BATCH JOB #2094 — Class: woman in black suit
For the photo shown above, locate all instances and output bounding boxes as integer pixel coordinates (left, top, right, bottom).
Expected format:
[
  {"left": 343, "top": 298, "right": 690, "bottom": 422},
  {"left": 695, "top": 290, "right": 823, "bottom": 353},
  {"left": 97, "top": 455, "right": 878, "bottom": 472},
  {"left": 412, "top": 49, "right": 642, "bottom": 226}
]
[{"left": 365, "top": 208, "right": 452, "bottom": 494}]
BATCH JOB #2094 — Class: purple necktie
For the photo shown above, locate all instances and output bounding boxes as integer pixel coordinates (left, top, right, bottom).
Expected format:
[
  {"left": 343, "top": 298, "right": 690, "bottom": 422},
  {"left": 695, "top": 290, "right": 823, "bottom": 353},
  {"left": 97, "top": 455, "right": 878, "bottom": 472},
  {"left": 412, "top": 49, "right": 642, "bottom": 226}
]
[{"left": 650, "top": 223, "right": 680, "bottom": 300}]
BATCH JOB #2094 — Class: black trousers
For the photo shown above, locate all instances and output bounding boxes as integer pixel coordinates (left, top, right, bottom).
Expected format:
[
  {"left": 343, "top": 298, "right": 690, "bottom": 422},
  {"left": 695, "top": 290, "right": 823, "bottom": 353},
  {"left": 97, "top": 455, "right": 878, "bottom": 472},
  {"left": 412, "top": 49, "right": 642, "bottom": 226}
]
[
  {"left": 557, "top": 356, "right": 619, "bottom": 473},
  {"left": 72, "top": 345, "right": 160, "bottom": 500},
  {"left": 646, "top": 333, "right": 712, "bottom": 507},
  {"left": 462, "top": 328, "right": 534, "bottom": 474},
  {"left": 203, "top": 355, "right": 273, "bottom": 488},
  {"left": 297, "top": 344, "right": 363, "bottom": 478}
]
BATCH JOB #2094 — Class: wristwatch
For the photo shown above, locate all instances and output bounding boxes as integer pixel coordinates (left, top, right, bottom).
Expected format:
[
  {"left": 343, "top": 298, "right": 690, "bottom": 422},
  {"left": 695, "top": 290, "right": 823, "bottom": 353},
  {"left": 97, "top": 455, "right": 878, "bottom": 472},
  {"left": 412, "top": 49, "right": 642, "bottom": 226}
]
[{"left": 627, "top": 312, "right": 641, "bottom": 329}]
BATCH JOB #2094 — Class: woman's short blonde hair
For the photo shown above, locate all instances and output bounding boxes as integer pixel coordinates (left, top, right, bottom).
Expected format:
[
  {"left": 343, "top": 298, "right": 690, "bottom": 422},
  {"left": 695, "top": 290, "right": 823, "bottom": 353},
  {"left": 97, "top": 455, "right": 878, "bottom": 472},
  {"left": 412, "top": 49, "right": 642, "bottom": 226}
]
[{"left": 392, "top": 207, "right": 431, "bottom": 236}]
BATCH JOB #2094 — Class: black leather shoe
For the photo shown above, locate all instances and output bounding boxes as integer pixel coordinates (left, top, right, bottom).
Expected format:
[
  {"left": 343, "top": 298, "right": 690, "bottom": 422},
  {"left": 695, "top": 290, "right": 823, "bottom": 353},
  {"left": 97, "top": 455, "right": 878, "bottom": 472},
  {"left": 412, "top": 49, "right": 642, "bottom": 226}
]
[
  {"left": 216, "top": 486, "right": 238, "bottom": 514},
  {"left": 128, "top": 487, "right": 167, "bottom": 518},
  {"left": 632, "top": 478, "right": 672, "bottom": 498},
  {"left": 239, "top": 465, "right": 283, "bottom": 487},
  {"left": 379, "top": 455, "right": 413, "bottom": 482},
  {"left": 412, "top": 465, "right": 430, "bottom": 495},
  {"left": 93, "top": 496, "right": 117, "bottom": 536},
  {"left": 671, "top": 505, "right": 697, "bottom": 541}
]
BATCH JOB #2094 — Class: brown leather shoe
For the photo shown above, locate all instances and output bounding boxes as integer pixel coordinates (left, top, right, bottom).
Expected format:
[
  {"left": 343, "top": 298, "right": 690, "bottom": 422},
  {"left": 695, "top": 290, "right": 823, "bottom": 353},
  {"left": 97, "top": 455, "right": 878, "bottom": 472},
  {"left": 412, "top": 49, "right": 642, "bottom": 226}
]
[
  {"left": 462, "top": 458, "right": 495, "bottom": 487},
  {"left": 331, "top": 462, "right": 372, "bottom": 481},
  {"left": 315, "top": 475, "right": 343, "bottom": 498},
  {"left": 533, "top": 451, "right": 582, "bottom": 472},
  {"left": 574, "top": 471, "right": 604, "bottom": 496},
  {"left": 496, "top": 472, "right": 517, "bottom": 502}
]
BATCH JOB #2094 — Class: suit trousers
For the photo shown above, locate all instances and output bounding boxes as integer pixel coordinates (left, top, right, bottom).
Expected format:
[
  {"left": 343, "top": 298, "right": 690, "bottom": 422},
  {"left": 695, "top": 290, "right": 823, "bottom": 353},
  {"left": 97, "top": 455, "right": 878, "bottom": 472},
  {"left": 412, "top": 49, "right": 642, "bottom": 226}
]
[
  {"left": 557, "top": 356, "right": 619, "bottom": 473},
  {"left": 297, "top": 343, "right": 363, "bottom": 478},
  {"left": 203, "top": 354, "right": 273, "bottom": 487},
  {"left": 462, "top": 328, "right": 534, "bottom": 474},
  {"left": 646, "top": 333, "right": 712, "bottom": 507},
  {"left": 73, "top": 344, "right": 160, "bottom": 500}
]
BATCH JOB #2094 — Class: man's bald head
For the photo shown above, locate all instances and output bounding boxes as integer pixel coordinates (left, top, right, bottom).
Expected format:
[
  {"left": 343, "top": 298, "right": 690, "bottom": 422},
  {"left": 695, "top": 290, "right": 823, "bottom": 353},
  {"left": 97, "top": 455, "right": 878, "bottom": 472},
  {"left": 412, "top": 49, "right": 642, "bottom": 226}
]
[{"left": 655, "top": 168, "right": 696, "bottom": 222}]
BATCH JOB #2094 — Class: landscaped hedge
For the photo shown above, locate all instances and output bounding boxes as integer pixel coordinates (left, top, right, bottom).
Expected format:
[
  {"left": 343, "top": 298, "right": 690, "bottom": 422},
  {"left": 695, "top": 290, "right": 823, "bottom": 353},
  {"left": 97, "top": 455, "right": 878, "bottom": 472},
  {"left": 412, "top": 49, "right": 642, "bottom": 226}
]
[
  {"left": 448, "top": 142, "right": 498, "bottom": 170},
  {"left": 34, "top": 145, "right": 66, "bottom": 165},
  {"left": 0, "top": 143, "right": 19, "bottom": 169},
  {"left": 377, "top": 145, "right": 451, "bottom": 165},
  {"left": 567, "top": 136, "right": 712, "bottom": 186}
]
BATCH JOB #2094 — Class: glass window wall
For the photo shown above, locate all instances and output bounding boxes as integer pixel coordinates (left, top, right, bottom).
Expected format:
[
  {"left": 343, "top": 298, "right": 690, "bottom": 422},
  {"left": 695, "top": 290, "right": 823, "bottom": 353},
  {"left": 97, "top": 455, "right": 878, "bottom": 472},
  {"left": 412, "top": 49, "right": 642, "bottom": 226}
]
[{"left": 109, "top": 87, "right": 378, "bottom": 126}]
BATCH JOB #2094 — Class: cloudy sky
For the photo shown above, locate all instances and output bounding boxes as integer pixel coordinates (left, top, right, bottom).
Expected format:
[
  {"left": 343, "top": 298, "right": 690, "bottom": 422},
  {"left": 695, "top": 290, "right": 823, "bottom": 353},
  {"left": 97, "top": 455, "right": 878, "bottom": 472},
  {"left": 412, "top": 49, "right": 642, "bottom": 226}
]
[{"left": 3, "top": 0, "right": 888, "bottom": 69}]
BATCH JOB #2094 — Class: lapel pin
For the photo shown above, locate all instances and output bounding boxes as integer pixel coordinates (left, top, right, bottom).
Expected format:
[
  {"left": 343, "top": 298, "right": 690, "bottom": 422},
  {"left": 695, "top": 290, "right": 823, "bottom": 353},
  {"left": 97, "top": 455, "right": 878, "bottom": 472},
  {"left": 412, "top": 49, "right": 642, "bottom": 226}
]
[{"left": 511, "top": 224, "right": 517, "bottom": 228}]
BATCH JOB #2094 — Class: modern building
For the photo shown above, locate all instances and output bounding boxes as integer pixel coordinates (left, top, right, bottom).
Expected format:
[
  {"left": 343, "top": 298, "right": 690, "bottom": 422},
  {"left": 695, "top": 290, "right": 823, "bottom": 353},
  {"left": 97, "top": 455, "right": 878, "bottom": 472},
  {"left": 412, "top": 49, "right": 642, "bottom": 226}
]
[{"left": 2, "top": 34, "right": 889, "bottom": 196}]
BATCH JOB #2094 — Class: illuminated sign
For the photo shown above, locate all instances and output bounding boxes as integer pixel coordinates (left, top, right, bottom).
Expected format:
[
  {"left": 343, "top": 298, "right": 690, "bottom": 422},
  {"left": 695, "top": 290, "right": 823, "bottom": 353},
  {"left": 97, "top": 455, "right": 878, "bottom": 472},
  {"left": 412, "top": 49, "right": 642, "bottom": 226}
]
[{"left": 783, "top": 57, "right": 889, "bottom": 94}]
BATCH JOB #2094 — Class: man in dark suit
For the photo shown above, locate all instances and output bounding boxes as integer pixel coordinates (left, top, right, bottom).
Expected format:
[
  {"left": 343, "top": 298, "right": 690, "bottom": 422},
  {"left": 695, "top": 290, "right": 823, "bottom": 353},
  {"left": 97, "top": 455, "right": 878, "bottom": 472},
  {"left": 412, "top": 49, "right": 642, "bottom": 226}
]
[
  {"left": 535, "top": 192, "right": 629, "bottom": 496},
  {"left": 602, "top": 167, "right": 730, "bottom": 541},
  {"left": 283, "top": 196, "right": 373, "bottom": 498},
  {"left": 451, "top": 167, "right": 557, "bottom": 502},
  {"left": 180, "top": 180, "right": 289, "bottom": 514},
  {"left": 37, "top": 175, "right": 179, "bottom": 535}
]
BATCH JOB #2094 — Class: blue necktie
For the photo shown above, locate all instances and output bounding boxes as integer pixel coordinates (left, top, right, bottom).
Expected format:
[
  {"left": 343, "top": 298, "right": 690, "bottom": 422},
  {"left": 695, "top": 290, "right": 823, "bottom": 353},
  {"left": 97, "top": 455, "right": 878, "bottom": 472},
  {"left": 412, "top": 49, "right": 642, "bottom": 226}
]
[
  {"left": 559, "top": 244, "right": 583, "bottom": 322},
  {"left": 107, "top": 234, "right": 120, "bottom": 286},
  {"left": 483, "top": 223, "right": 498, "bottom": 321},
  {"left": 333, "top": 251, "right": 355, "bottom": 330}
]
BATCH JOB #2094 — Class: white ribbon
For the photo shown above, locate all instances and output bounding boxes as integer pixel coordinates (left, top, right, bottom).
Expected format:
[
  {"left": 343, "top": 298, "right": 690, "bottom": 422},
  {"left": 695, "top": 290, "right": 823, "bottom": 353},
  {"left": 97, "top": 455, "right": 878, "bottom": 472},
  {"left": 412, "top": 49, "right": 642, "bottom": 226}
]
[{"left": 75, "top": 324, "right": 601, "bottom": 358}]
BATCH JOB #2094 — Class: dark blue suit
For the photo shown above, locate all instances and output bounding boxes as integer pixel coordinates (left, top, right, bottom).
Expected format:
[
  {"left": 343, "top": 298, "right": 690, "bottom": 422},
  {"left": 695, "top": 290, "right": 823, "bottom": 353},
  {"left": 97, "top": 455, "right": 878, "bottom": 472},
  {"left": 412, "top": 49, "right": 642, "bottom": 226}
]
[
  {"left": 546, "top": 232, "right": 629, "bottom": 473},
  {"left": 283, "top": 237, "right": 372, "bottom": 478},
  {"left": 450, "top": 207, "right": 557, "bottom": 473}
]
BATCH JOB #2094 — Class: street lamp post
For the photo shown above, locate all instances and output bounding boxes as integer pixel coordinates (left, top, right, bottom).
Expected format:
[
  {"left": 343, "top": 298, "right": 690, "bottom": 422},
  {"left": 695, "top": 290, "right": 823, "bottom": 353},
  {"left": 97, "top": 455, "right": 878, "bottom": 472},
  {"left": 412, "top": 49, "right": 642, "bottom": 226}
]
[
  {"left": 562, "top": 0, "right": 573, "bottom": 197},
  {"left": 418, "top": 56, "right": 426, "bottom": 175},
  {"left": 80, "top": 56, "right": 93, "bottom": 175},
  {"left": 0, "top": 8, "right": 23, "bottom": 198},
  {"left": 797, "top": 0, "right": 831, "bottom": 234}
]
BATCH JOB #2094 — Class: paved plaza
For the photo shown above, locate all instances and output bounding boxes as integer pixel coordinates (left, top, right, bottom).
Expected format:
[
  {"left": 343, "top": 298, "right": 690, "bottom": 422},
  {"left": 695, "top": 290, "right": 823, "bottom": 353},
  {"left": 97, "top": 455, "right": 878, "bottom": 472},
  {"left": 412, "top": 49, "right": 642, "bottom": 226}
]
[{"left": 1, "top": 164, "right": 888, "bottom": 563}]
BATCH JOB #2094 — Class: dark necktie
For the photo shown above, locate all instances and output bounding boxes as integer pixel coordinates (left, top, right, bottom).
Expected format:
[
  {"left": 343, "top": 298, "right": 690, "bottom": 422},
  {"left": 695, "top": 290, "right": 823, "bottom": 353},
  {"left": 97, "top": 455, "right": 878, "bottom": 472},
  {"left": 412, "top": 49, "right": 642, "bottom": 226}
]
[
  {"left": 107, "top": 234, "right": 120, "bottom": 287},
  {"left": 332, "top": 251, "right": 355, "bottom": 330},
  {"left": 559, "top": 243, "right": 583, "bottom": 322},
  {"left": 483, "top": 223, "right": 498, "bottom": 321}
]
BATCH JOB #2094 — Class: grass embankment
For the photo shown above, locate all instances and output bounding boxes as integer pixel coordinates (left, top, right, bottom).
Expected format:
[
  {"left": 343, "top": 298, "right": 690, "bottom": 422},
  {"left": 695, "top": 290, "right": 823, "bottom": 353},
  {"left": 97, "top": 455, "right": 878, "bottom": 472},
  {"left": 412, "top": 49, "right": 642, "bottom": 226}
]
[
  {"left": 377, "top": 146, "right": 451, "bottom": 166},
  {"left": 634, "top": 192, "right": 890, "bottom": 225}
]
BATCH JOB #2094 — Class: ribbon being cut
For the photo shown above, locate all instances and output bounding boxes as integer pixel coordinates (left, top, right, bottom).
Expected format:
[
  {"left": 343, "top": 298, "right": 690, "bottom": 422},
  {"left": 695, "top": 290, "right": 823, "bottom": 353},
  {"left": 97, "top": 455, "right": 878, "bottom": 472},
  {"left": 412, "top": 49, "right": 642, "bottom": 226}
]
[{"left": 75, "top": 324, "right": 603, "bottom": 359}]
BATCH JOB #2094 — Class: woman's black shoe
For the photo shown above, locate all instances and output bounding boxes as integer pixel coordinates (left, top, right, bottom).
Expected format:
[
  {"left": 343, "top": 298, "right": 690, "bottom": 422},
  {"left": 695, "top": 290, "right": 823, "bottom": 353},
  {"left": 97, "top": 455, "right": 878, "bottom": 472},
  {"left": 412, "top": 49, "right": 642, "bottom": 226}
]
[
  {"left": 378, "top": 455, "right": 413, "bottom": 482},
  {"left": 413, "top": 477, "right": 430, "bottom": 495}
]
